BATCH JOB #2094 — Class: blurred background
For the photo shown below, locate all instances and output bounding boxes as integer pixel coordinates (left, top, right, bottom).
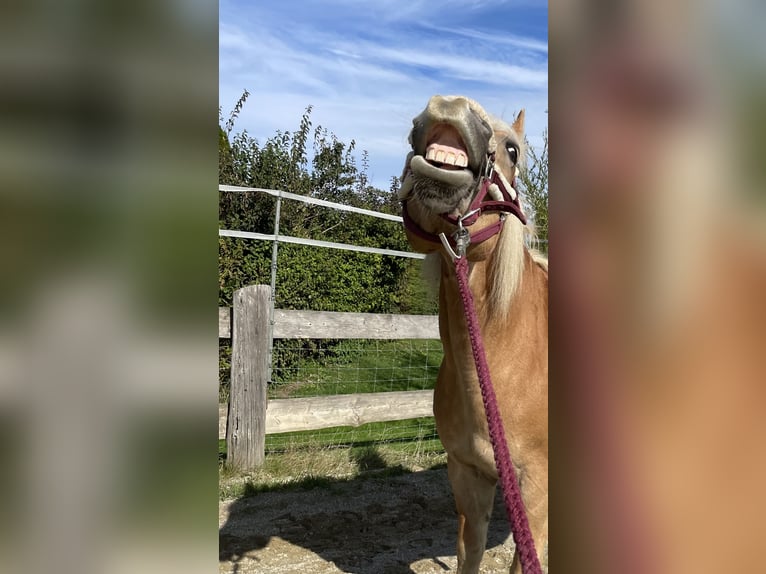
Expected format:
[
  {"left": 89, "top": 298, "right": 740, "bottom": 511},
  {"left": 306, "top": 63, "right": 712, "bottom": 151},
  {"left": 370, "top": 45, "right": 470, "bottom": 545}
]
[
  {"left": 551, "top": 0, "right": 766, "bottom": 572},
  {"left": 0, "top": 2, "right": 218, "bottom": 574}
]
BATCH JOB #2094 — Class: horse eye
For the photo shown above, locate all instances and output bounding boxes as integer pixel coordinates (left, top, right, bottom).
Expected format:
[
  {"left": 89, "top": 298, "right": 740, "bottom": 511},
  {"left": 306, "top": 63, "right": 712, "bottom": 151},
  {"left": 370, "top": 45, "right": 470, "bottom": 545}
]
[{"left": 505, "top": 143, "right": 518, "bottom": 164}]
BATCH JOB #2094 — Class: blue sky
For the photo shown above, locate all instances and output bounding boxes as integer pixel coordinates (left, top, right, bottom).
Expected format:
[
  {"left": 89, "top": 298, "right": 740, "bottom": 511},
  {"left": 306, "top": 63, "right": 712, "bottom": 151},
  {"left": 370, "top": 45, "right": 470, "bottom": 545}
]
[{"left": 220, "top": 0, "right": 548, "bottom": 192}]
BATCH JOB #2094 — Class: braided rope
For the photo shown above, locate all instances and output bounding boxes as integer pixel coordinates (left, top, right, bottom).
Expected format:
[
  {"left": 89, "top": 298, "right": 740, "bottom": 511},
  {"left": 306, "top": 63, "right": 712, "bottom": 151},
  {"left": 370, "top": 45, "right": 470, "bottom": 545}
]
[{"left": 454, "top": 256, "right": 542, "bottom": 574}]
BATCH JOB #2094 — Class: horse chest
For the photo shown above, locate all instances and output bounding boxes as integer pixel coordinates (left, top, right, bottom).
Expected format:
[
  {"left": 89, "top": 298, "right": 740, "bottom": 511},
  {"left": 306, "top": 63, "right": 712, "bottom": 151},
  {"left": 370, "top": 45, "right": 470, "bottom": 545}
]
[{"left": 433, "top": 366, "right": 498, "bottom": 473}]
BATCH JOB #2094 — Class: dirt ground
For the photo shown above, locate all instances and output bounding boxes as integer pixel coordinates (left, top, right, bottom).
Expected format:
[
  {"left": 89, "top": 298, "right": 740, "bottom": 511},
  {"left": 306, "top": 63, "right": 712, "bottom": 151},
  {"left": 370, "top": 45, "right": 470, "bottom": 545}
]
[{"left": 219, "top": 467, "right": 517, "bottom": 573}]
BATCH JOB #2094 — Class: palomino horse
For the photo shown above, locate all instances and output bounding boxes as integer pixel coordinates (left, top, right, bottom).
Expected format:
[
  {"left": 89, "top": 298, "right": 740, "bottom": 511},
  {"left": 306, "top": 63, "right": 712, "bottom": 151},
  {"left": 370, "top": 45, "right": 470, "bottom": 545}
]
[{"left": 399, "top": 95, "right": 548, "bottom": 573}]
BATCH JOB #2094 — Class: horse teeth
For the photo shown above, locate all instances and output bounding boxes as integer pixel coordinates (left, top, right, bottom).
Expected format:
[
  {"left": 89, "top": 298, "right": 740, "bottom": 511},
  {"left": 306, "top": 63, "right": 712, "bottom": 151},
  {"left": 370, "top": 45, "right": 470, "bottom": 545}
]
[{"left": 425, "top": 144, "right": 468, "bottom": 168}]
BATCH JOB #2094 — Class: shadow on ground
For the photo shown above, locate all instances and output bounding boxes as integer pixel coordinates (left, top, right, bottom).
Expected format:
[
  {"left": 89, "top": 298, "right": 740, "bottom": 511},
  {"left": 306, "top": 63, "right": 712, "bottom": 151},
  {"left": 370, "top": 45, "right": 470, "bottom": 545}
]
[{"left": 219, "top": 450, "right": 514, "bottom": 574}]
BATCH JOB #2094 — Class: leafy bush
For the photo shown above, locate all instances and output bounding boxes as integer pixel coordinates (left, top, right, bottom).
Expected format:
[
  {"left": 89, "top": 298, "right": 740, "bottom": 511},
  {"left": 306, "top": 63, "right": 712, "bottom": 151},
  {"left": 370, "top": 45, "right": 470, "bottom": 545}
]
[{"left": 218, "top": 92, "right": 436, "bottom": 385}]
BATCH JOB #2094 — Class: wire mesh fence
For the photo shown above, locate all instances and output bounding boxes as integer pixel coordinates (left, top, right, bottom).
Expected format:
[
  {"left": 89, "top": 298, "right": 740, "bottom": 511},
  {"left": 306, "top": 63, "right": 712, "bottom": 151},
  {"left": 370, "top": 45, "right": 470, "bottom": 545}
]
[
  {"left": 270, "top": 339, "right": 442, "bottom": 397},
  {"left": 266, "top": 338, "right": 443, "bottom": 451},
  {"left": 219, "top": 185, "right": 444, "bottom": 462}
]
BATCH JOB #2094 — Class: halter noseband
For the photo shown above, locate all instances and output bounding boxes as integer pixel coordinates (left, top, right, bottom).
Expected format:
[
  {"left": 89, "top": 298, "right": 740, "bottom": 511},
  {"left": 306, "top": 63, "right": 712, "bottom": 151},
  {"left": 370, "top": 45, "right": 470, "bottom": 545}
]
[{"left": 401, "top": 152, "right": 527, "bottom": 259}]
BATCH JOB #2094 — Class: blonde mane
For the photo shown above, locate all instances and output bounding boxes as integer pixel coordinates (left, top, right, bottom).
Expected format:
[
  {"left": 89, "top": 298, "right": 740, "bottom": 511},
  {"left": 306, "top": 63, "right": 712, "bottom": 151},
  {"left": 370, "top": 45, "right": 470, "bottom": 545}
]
[
  {"left": 488, "top": 214, "right": 526, "bottom": 315},
  {"left": 484, "top": 114, "right": 546, "bottom": 315},
  {"left": 422, "top": 217, "right": 547, "bottom": 316}
]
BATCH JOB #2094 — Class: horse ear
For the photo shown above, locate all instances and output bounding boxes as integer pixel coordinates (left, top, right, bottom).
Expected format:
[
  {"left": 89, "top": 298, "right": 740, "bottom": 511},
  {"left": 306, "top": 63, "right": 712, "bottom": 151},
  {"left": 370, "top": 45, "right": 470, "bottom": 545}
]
[{"left": 512, "top": 109, "right": 525, "bottom": 134}]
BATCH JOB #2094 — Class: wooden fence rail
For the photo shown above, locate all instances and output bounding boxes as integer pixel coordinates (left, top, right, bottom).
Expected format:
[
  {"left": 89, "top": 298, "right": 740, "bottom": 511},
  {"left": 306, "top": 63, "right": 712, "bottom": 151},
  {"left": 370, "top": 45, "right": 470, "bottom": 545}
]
[{"left": 220, "top": 285, "right": 440, "bottom": 470}]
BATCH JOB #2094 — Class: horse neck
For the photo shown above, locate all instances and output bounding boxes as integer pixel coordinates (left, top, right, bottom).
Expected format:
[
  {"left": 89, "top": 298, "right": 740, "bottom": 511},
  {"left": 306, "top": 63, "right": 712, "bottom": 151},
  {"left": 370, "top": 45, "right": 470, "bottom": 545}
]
[{"left": 437, "top": 243, "right": 537, "bottom": 360}]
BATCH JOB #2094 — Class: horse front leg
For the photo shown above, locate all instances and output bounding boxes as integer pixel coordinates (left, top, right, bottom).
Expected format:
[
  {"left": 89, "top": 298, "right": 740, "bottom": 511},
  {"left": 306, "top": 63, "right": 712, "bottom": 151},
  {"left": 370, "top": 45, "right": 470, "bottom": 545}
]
[
  {"left": 509, "top": 455, "right": 548, "bottom": 574},
  {"left": 448, "top": 456, "right": 497, "bottom": 574}
]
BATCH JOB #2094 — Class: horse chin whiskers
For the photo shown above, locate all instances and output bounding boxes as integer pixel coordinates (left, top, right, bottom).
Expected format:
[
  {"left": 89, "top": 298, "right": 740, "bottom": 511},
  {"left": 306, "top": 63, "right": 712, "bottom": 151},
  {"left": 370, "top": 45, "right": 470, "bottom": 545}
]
[{"left": 411, "top": 173, "right": 476, "bottom": 216}]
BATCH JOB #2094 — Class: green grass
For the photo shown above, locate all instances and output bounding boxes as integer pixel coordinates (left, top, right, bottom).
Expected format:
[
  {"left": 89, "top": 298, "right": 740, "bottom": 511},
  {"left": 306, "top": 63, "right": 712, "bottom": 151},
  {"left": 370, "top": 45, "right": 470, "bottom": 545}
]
[
  {"left": 220, "top": 338, "right": 443, "bottom": 403},
  {"left": 269, "top": 338, "right": 443, "bottom": 398},
  {"left": 219, "top": 435, "right": 447, "bottom": 499},
  {"left": 219, "top": 417, "right": 442, "bottom": 461},
  {"left": 219, "top": 338, "right": 446, "bottom": 495}
]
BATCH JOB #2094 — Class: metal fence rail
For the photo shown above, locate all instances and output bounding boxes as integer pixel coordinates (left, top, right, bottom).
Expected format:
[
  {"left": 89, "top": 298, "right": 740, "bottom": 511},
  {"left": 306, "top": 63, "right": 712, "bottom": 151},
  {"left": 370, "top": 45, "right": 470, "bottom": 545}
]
[
  {"left": 219, "top": 229, "right": 425, "bottom": 259},
  {"left": 219, "top": 185, "right": 403, "bottom": 222}
]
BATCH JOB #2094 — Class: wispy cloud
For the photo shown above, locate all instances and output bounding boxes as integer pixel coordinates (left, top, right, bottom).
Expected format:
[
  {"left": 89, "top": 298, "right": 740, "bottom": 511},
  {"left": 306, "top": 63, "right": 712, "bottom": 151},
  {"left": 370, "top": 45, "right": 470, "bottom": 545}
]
[
  {"left": 337, "top": 42, "right": 547, "bottom": 88},
  {"left": 420, "top": 24, "right": 548, "bottom": 54},
  {"left": 219, "top": 0, "right": 548, "bottom": 190}
]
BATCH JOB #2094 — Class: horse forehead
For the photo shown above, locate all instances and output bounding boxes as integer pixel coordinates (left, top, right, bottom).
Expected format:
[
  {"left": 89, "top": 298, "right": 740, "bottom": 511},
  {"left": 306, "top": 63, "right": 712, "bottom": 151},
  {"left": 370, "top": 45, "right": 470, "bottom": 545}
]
[
  {"left": 493, "top": 128, "right": 511, "bottom": 141},
  {"left": 490, "top": 127, "right": 521, "bottom": 151},
  {"left": 490, "top": 115, "right": 520, "bottom": 136}
]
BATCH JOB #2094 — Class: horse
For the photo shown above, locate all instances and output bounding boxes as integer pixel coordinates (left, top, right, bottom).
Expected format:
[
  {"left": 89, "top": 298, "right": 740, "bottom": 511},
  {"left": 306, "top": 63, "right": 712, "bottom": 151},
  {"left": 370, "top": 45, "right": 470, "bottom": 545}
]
[{"left": 398, "top": 95, "right": 548, "bottom": 573}]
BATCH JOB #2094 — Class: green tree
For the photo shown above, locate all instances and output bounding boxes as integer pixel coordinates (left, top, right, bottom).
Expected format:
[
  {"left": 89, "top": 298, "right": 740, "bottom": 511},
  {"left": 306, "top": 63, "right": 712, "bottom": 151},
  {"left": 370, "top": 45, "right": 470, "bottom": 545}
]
[
  {"left": 218, "top": 92, "right": 426, "bottom": 314},
  {"left": 519, "top": 128, "right": 549, "bottom": 251},
  {"left": 218, "top": 93, "right": 442, "bottom": 390}
]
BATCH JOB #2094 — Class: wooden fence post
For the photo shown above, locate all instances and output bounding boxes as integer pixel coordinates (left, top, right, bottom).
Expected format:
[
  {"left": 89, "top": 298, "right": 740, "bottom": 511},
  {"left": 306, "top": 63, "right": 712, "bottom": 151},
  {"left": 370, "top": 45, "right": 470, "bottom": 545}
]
[{"left": 226, "top": 284, "right": 271, "bottom": 470}]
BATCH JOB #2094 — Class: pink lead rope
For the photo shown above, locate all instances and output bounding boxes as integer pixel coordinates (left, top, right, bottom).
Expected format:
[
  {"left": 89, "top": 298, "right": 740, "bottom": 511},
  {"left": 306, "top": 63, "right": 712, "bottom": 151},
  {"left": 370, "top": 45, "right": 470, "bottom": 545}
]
[{"left": 452, "top": 254, "right": 542, "bottom": 574}]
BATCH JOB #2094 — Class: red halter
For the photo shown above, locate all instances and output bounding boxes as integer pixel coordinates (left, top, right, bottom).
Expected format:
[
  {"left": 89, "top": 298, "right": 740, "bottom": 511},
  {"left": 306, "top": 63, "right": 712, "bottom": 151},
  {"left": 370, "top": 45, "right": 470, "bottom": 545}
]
[{"left": 401, "top": 157, "right": 526, "bottom": 255}]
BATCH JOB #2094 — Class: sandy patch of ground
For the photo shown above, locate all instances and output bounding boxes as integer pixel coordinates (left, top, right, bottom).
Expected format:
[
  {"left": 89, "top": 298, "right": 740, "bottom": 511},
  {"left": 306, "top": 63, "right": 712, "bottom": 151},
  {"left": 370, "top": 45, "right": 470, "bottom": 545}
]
[{"left": 219, "top": 468, "right": 516, "bottom": 573}]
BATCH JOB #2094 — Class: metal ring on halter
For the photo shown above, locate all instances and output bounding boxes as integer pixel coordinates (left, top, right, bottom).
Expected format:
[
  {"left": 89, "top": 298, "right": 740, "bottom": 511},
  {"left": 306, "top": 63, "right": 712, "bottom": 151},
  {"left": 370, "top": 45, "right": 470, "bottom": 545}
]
[
  {"left": 453, "top": 227, "right": 471, "bottom": 258},
  {"left": 438, "top": 232, "right": 460, "bottom": 261}
]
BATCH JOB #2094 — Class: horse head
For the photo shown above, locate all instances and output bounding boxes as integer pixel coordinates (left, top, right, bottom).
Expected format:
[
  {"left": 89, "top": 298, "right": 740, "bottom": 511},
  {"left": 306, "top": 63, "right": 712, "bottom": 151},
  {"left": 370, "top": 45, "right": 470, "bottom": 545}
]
[
  {"left": 400, "top": 95, "right": 533, "bottom": 313},
  {"left": 399, "top": 94, "right": 525, "bottom": 221}
]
